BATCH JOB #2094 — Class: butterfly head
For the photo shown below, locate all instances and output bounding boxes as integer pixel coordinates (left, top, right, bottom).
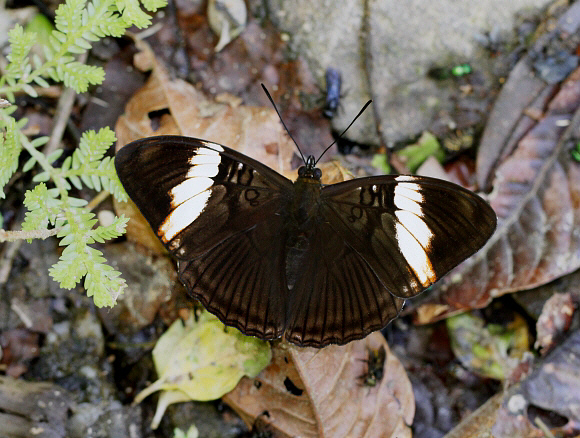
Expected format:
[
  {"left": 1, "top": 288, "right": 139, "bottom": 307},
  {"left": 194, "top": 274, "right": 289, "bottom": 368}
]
[{"left": 298, "top": 155, "right": 322, "bottom": 180}]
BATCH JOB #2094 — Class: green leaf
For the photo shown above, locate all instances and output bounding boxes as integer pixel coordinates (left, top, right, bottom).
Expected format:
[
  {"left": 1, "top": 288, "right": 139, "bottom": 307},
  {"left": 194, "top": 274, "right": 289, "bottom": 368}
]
[
  {"left": 47, "top": 149, "right": 64, "bottom": 162},
  {"left": 396, "top": 131, "right": 445, "bottom": 173},
  {"left": 371, "top": 153, "right": 391, "bottom": 174},
  {"left": 21, "top": 183, "right": 62, "bottom": 231},
  {"left": 134, "top": 311, "right": 271, "bottom": 410},
  {"left": 0, "top": 117, "right": 22, "bottom": 198},
  {"left": 25, "top": 13, "right": 55, "bottom": 42},
  {"left": 33, "top": 171, "right": 51, "bottom": 182},
  {"left": 22, "top": 156, "right": 37, "bottom": 172}
]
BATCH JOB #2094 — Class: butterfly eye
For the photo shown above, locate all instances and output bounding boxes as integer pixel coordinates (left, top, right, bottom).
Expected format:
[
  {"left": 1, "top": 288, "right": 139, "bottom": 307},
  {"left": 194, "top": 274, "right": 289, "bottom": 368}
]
[
  {"left": 298, "top": 166, "right": 306, "bottom": 177},
  {"left": 313, "top": 168, "right": 322, "bottom": 179}
]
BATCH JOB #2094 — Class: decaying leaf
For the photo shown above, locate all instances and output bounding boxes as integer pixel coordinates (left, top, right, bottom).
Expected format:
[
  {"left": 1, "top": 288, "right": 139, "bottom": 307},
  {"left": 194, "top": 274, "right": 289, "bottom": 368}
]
[
  {"left": 114, "top": 40, "right": 295, "bottom": 252},
  {"left": 417, "top": 65, "right": 580, "bottom": 323},
  {"left": 445, "top": 392, "right": 505, "bottom": 438},
  {"left": 223, "top": 332, "right": 414, "bottom": 438},
  {"left": 446, "top": 311, "right": 529, "bottom": 380},
  {"left": 207, "top": 0, "right": 247, "bottom": 52},
  {"left": 492, "top": 328, "right": 580, "bottom": 437},
  {"left": 534, "top": 292, "right": 575, "bottom": 354},
  {"left": 133, "top": 311, "right": 271, "bottom": 429}
]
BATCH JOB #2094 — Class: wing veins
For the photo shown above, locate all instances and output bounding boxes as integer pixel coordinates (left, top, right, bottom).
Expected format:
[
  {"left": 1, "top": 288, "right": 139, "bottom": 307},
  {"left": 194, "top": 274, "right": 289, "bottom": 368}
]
[{"left": 325, "top": 202, "right": 417, "bottom": 296}]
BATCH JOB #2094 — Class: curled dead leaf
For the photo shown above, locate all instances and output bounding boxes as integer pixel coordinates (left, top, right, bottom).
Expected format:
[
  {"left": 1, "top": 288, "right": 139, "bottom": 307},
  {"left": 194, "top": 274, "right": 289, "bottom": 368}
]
[
  {"left": 492, "top": 328, "right": 580, "bottom": 437},
  {"left": 534, "top": 292, "right": 574, "bottom": 354},
  {"left": 223, "top": 332, "right": 414, "bottom": 438}
]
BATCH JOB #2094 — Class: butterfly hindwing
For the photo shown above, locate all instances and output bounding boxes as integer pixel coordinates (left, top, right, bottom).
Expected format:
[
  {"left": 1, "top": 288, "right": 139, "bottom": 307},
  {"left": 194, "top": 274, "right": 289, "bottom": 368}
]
[
  {"left": 179, "top": 216, "right": 288, "bottom": 340},
  {"left": 285, "top": 219, "right": 404, "bottom": 346}
]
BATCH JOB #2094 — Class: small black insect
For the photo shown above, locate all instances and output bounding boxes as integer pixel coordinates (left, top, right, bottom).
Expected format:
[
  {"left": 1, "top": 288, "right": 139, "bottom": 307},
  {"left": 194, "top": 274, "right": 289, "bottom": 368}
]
[
  {"left": 323, "top": 67, "right": 342, "bottom": 118},
  {"left": 236, "top": 411, "right": 273, "bottom": 438},
  {"left": 358, "top": 345, "right": 387, "bottom": 387}
]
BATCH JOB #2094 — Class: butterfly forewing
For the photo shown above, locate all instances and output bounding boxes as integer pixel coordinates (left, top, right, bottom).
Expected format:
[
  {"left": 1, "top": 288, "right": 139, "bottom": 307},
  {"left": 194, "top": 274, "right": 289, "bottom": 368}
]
[
  {"left": 115, "top": 136, "right": 293, "bottom": 260},
  {"left": 320, "top": 175, "right": 497, "bottom": 299},
  {"left": 115, "top": 136, "right": 293, "bottom": 340}
]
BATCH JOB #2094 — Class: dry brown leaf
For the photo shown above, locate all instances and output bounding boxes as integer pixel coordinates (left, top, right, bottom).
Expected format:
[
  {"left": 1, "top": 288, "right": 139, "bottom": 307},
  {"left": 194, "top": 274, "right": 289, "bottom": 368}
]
[
  {"left": 534, "top": 292, "right": 574, "bottom": 354},
  {"left": 476, "top": 2, "right": 580, "bottom": 189},
  {"left": 416, "top": 65, "right": 580, "bottom": 323},
  {"left": 445, "top": 392, "right": 504, "bottom": 438},
  {"left": 491, "top": 328, "right": 580, "bottom": 437},
  {"left": 223, "top": 332, "right": 414, "bottom": 438},
  {"left": 114, "top": 40, "right": 295, "bottom": 251}
]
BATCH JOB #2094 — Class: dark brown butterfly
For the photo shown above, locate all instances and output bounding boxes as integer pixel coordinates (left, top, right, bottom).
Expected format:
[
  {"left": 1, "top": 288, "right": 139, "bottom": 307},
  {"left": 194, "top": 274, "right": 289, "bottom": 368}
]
[
  {"left": 115, "top": 133, "right": 496, "bottom": 347},
  {"left": 115, "top": 86, "right": 496, "bottom": 347},
  {"left": 358, "top": 345, "right": 386, "bottom": 387}
]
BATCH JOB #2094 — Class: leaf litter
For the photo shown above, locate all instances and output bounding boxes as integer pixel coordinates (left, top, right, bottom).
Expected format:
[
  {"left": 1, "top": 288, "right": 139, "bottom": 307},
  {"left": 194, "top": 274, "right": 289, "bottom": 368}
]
[
  {"left": 416, "top": 2, "right": 580, "bottom": 322},
  {"left": 223, "top": 332, "right": 414, "bottom": 438}
]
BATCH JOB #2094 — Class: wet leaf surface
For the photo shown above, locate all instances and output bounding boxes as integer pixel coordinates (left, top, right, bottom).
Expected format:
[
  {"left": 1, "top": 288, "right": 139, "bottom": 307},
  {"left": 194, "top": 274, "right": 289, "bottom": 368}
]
[
  {"left": 223, "top": 332, "right": 414, "bottom": 438},
  {"left": 446, "top": 311, "right": 529, "bottom": 379}
]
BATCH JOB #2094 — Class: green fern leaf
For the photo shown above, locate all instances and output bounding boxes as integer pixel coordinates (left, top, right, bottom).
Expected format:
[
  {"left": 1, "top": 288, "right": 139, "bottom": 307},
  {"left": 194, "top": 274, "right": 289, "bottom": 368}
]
[{"left": 0, "top": 117, "right": 22, "bottom": 198}]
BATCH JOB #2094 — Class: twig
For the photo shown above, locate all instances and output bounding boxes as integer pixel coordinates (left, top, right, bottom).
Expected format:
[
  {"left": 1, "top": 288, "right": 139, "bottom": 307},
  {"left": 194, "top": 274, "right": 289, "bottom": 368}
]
[
  {"left": 533, "top": 417, "right": 556, "bottom": 438},
  {"left": 85, "top": 190, "right": 111, "bottom": 211},
  {"left": 10, "top": 301, "right": 33, "bottom": 329},
  {"left": 0, "top": 241, "right": 23, "bottom": 285},
  {"left": 0, "top": 227, "right": 62, "bottom": 243},
  {"left": 43, "top": 52, "right": 87, "bottom": 156}
]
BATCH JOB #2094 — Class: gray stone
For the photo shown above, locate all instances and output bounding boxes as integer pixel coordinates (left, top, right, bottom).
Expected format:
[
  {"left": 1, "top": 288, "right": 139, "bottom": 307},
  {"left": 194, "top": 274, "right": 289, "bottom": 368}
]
[{"left": 266, "top": 0, "right": 553, "bottom": 145}]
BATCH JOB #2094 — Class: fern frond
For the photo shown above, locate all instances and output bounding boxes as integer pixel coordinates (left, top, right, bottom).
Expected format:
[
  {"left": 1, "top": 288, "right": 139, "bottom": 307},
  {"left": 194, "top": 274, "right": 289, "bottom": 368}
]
[
  {"left": 1, "top": 0, "right": 166, "bottom": 309},
  {"left": 49, "top": 241, "right": 89, "bottom": 288},
  {"left": 99, "top": 156, "right": 128, "bottom": 201},
  {"left": 49, "top": 208, "right": 126, "bottom": 305},
  {"left": 4, "top": 25, "right": 36, "bottom": 82},
  {"left": 85, "top": 255, "right": 126, "bottom": 307},
  {"left": 90, "top": 215, "right": 129, "bottom": 242},
  {"left": 114, "top": 0, "right": 154, "bottom": 28},
  {"left": 21, "top": 183, "right": 62, "bottom": 231},
  {"left": 0, "top": 117, "right": 22, "bottom": 198},
  {"left": 141, "top": 0, "right": 167, "bottom": 12}
]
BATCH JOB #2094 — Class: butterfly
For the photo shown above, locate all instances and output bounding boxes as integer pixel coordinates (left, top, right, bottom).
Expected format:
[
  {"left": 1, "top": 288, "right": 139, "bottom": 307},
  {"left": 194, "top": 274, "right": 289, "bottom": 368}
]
[{"left": 115, "top": 88, "right": 496, "bottom": 348}]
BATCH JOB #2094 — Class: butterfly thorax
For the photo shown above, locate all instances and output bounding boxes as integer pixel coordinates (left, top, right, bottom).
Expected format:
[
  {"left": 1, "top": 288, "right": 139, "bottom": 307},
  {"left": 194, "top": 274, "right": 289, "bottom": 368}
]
[
  {"left": 292, "top": 156, "right": 323, "bottom": 227},
  {"left": 284, "top": 156, "right": 323, "bottom": 291}
]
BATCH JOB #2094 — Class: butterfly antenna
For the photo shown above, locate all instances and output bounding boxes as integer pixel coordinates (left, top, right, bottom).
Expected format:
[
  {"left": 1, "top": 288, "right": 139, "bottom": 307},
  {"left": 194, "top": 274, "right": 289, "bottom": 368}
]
[
  {"left": 315, "top": 99, "right": 372, "bottom": 165},
  {"left": 261, "top": 83, "right": 307, "bottom": 165}
]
